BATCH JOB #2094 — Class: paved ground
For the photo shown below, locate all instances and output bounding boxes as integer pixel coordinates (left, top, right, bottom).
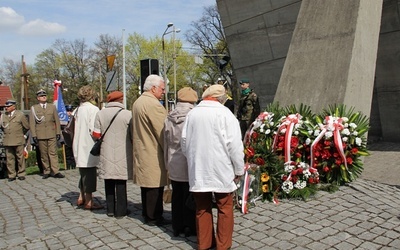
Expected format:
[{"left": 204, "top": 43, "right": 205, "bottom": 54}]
[{"left": 0, "top": 141, "right": 399, "bottom": 250}]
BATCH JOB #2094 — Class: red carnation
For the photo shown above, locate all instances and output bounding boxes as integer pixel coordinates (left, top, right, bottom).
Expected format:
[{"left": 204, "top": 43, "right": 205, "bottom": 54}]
[{"left": 255, "top": 157, "right": 265, "bottom": 165}]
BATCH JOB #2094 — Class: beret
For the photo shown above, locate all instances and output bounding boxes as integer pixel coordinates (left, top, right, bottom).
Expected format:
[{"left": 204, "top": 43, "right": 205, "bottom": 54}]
[
  {"left": 107, "top": 91, "right": 123, "bottom": 102},
  {"left": 239, "top": 79, "right": 250, "bottom": 84},
  {"left": 178, "top": 87, "right": 198, "bottom": 103},
  {"left": 202, "top": 84, "right": 225, "bottom": 99}
]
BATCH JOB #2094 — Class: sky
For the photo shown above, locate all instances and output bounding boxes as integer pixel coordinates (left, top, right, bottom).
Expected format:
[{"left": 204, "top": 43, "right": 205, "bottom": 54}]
[{"left": 0, "top": 0, "right": 216, "bottom": 64}]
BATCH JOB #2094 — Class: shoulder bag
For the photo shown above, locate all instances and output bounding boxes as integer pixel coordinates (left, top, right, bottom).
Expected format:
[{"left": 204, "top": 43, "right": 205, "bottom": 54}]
[{"left": 90, "top": 108, "right": 123, "bottom": 156}]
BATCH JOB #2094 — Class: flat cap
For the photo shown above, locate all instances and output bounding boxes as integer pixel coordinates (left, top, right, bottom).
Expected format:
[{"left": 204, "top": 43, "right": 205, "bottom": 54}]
[
  {"left": 202, "top": 84, "right": 226, "bottom": 99},
  {"left": 178, "top": 87, "right": 198, "bottom": 103}
]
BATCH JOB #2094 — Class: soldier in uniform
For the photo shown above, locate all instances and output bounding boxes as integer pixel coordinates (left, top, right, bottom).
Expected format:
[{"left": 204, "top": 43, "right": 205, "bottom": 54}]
[
  {"left": 0, "top": 100, "right": 30, "bottom": 181},
  {"left": 237, "top": 79, "right": 261, "bottom": 139},
  {"left": 29, "top": 89, "right": 65, "bottom": 179}
]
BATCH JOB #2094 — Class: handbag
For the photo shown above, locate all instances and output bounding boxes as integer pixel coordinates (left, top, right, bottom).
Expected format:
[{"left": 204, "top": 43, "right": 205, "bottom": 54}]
[
  {"left": 163, "top": 184, "right": 172, "bottom": 204},
  {"left": 62, "top": 108, "right": 78, "bottom": 147},
  {"left": 90, "top": 108, "right": 123, "bottom": 156},
  {"left": 163, "top": 174, "right": 172, "bottom": 204}
]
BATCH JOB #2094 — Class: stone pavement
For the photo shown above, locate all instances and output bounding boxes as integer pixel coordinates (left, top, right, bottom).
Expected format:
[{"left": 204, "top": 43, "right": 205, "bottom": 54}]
[{"left": 0, "top": 141, "right": 399, "bottom": 250}]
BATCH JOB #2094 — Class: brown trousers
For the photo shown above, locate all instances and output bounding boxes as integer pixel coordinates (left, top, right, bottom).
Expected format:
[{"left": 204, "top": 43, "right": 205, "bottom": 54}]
[
  {"left": 193, "top": 192, "right": 234, "bottom": 250},
  {"left": 6, "top": 145, "right": 26, "bottom": 178},
  {"left": 38, "top": 138, "right": 59, "bottom": 175}
]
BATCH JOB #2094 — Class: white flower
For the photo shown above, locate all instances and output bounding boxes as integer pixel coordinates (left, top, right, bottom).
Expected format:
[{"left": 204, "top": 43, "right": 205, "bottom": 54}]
[
  {"left": 344, "top": 123, "right": 349, "bottom": 128},
  {"left": 342, "top": 117, "right": 349, "bottom": 122},
  {"left": 324, "top": 131, "right": 333, "bottom": 139},
  {"left": 355, "top": 137, "right": 362, "bottom": 146},
  {"left": 314, "top": 130, "right": 321, "bottom": 136},
  {"left": 349, "top": 123, "right": 357, "bottom": 128},
  {"left": 281, "top": 128, "right": 287, "bottom": 134},
  {"left": 294, "top": 130, "right": 299, "bottom": 135},
  {"left": 295, "top": 123, "right": 301, "bottom": 129},
  {"left": 282, "top": 181, "right": 293, "bottom": 194},
  {"left": 265, "top": 129, "right": 271, "bottom": 135},
  {"left": 342, "top": 137, "right": 348, "bottom": 142},
  {"left": 303, "top": 169, "right": 311, "bottom": 178},
  {"left": 308, "top": 130, "right": 313, "bottom": 135},
  {"left": 270, "top": 122, "right": 274, "bottom": 126},
  {"left": 352, "top": 131, "right": 358, "bottom": 136},
  {"left": 342, "top": 129, "right": 350, "bottom": 136},
  {"left": 305, "top": 138, "right": 311, "bottom": 145}
]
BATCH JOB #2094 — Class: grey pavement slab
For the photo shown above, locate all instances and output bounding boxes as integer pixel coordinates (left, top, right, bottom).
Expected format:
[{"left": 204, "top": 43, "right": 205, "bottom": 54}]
[{"left": 0, "top": 141, "right": 399, "bottom": 249}]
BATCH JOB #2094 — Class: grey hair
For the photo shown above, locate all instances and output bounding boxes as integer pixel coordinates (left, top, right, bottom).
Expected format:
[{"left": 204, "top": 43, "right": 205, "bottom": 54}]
[
  {"left": 143, "top": 74, "right": 164, "bottom": 91},
  {"left": 217, "top": 94, "right": 227, "bottom": 104}
]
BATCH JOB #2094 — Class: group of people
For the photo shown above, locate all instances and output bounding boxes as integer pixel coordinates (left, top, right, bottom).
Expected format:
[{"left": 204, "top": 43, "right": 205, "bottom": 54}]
[
  {"left": 1, "top": 74, "right": 260, "bottom": 250},
  {"left": 0, "top": 89, "right": 65, "bottom": 182}
]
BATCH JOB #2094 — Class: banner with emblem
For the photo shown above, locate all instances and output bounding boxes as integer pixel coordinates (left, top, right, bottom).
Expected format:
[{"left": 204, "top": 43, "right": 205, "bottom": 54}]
[{"left": 53, "top": 80, "right": 69, "bottom": 125}]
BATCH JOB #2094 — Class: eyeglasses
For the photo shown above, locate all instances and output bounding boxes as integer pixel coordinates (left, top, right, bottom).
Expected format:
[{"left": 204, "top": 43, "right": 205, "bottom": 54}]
[{"left": 155, "top": 86, "right": 165, "bottom": 91}]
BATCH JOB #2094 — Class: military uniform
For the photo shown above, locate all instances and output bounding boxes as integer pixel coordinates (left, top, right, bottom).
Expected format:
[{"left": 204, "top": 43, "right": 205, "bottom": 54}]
[
  {"left": 0, "top": 100, "right": 30, "bottom": 181},
  {"left": 29, "top": 90, "right": 63, "bottom": 178},
  {"left": 237, "top": 89, "right": 260, "bottom": 139}
]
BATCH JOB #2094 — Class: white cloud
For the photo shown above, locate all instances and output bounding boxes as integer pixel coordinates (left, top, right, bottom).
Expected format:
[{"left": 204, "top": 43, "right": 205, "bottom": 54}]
[
  {"left": 18, "top": 19, "right": 66, "bottom": 36},
  {"left": 0, "top": 7, "right": 24, "bottom": 30}
]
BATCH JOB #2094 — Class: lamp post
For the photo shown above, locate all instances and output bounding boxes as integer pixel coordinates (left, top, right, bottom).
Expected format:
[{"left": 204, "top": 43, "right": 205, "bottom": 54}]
[
  {"left": 162, "top": 23, "right": 173, "bottom": 112},
  {"left": 172, "top": 26, "right": 181, "bottom": 105},
  {"left": 122, "top": 28, "right": 126, "bottom": 109}
]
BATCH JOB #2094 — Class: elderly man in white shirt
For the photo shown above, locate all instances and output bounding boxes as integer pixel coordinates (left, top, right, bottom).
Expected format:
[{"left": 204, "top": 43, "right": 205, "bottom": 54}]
[{"left": 181, "top": 84, "right": 244, "bottom": 250}]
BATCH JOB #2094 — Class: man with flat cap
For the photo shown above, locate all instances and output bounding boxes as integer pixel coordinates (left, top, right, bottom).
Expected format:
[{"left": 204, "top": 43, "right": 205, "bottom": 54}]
[
  {"left": 29, "top": 89, "right": 64, "bottom": 179},
  {"left": 181, "top": 84, "right": 244, "bottom": 250},
  {"left": 0, "top": 100, "right": 30, "bottom": 181}
]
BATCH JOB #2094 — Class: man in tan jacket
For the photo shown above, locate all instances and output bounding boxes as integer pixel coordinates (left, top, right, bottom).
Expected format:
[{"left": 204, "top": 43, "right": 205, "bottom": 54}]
[
  {"left": 132, "top": 74, "right": 168, "bottom": 226},
  {"left": 29, "top": 89, "right": 64, "bottom": 179},
  {"left": 0, "top": 100, "right": 29, "bottom": 181}
]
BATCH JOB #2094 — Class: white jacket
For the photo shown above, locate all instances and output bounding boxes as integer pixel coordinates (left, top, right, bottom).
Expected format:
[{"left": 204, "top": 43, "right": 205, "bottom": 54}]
[
  {"left": 73, "top": 102, "right": 100, "bottom": 168},
  {"left": 181, "top": 100, "right": 245, "bottom": 193}
]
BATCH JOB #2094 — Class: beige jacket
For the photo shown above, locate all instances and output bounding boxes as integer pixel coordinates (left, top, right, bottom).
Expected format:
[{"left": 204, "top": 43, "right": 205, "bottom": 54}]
[{"left": 131, "top": 92, "right": 167, "bottom": 187}]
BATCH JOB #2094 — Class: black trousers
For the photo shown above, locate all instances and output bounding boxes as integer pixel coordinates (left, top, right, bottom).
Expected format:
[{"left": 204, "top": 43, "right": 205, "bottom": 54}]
[
  {"left": 171, "top": 180, "right": 196, "bottom": 233},
  {"left": 104, "top": 179, "right": 127, "bottom": 217},
  {"left": 140, "top": 186, "right": 164, "bottom": 221}
]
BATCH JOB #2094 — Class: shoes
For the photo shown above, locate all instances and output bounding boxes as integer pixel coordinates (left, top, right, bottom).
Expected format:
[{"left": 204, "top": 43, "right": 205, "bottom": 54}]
[
  {"left": 8, "top": 178, "right": 16, "bottom": 182},
  {"left": 173, "top": 229, "right": 180, "bottom": 237},
  {"left": 18, "top": 176, "right": 25, "bottom": 180},
  {"left": 53, "top": 173, "right": 65, "bottom": 178},
  {"left": 146, "top": 217, "right": 171, "bottom": 226},
  {"left": 184, "top": 227, "right": 192, "bottom": 237},
  {"left": 42, "top": 174, "right": 49, "bottom": 179},
  {"left": 77, "top": 199, "right": 85, "bottom": 206},
  {"left": 84, "top": 203, "right": 104, "bottom": 210}
]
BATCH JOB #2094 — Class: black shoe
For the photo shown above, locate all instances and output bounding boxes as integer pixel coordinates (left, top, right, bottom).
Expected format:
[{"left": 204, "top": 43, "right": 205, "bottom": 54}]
[
  {"left": 184, "top": 227, "right": 192, "bottom": 237},
  {"left": 53, "top": 173, "right": 65, "bottom": 178},
  {"left": 18, "top": 176, "right": 25, "bottom": 180},
  {"left": 173, "top": 229, "right": 180, "bottom": 237},
  {"left": 8, "top": 178, "right": 16, "bottom": 182},
  {"left": 42, "top": 174, "right": 49, "bottom": 179}
]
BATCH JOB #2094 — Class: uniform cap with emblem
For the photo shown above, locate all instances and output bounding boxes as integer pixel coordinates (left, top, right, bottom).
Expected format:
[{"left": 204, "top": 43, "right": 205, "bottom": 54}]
[
  {"left": 5, "top": 99, "right": 16, "bottom": 107},
  {"left": 36, "top": 89, "right": 47, "bottom": 96}
]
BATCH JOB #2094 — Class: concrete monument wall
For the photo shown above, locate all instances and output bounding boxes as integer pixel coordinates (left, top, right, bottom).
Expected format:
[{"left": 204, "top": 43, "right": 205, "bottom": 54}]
[{"left": 217, "top": 0, "right": 400, "bottom": 142}]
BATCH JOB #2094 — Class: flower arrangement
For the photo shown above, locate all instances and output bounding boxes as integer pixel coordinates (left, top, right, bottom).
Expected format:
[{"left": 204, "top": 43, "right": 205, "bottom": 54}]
[
  {"left": 308, "top": 105, "right": 370, "bottom": 185},
  {"left": 240, "top": 103, "right": 370, "bottom": 211}
]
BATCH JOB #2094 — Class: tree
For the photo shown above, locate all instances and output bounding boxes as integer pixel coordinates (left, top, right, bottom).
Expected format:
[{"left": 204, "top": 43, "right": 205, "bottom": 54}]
[{"left": 184, "top": 4, "right": 238, "bottom": 104}]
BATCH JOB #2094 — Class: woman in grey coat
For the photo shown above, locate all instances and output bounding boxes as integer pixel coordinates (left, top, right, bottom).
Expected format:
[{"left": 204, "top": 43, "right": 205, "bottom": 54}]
[
  {"left": 164, "top": 87, "right": 198, "bottom": 236},
  {"left": 93, "top": 91, "right": 133, "bottom": 218}
]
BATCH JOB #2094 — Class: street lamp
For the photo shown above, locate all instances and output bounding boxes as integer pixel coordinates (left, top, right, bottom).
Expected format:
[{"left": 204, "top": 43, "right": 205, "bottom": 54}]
[
  {"left": 172, "top": 26, "right": 181, "bottom": 106},
  {"left": 162, "top": 22, "right": 173, "bottom": 112}
]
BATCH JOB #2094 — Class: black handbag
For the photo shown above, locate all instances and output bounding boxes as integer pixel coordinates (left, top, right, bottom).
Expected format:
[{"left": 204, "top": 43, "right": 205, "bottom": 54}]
[{"left": 90, "top": 108, "right": 123, "bottom": 156}]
